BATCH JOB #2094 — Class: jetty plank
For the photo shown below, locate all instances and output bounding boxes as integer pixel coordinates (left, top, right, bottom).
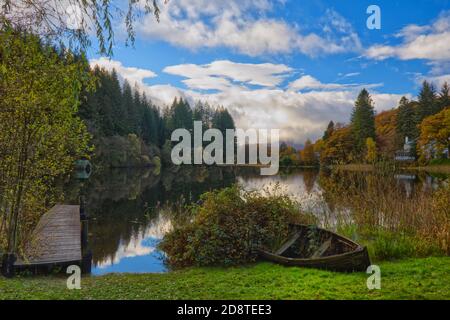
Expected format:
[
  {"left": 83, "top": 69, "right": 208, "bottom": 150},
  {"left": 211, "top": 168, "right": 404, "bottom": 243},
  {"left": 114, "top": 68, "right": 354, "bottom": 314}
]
[{"left": 18, "top": 205, "right": 81, "bottom": 266}]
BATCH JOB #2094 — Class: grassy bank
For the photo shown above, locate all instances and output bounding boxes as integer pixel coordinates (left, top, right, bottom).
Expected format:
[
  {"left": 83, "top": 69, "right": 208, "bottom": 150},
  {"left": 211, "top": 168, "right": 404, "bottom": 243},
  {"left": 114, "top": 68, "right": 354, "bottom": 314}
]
[
  {"left": 332, "top": 162, "right": 450, "bottom": 175},
  {"left": 1, "top": 257, "right": 449, "bottom": 300}
]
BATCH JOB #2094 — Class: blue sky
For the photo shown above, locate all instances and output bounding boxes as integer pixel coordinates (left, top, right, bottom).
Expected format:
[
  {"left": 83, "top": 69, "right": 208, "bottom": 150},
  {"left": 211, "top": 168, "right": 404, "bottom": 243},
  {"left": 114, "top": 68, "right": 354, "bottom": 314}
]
[{"left": 88, "top": 0, "right": 450, "bottom": 143}]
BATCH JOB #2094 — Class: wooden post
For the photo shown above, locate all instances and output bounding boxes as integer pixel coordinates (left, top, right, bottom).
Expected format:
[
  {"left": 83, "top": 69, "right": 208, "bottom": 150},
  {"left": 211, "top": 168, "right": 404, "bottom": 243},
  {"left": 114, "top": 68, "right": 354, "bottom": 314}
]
[
  {"left": 80, "top": 195, "right": 87, "bottom": 221},
  {"left": 1, "top": 253, "right": 16, "bottom": 278},
  {"left": 81, "top": 249, "right": 92, "bottom": 274},
  {"left": 80, "top": 205, "right": 91, "bottom": 274}
]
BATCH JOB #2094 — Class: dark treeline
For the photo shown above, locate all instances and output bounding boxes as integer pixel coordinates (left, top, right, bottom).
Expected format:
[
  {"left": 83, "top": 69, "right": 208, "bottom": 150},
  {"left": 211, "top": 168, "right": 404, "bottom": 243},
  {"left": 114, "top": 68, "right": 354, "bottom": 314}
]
[
  {"left": 78, "top": 67, "right": 236, "bottom": 168},
  {"left": 79, "top": 66, "right": 165, "bottom": 147}
]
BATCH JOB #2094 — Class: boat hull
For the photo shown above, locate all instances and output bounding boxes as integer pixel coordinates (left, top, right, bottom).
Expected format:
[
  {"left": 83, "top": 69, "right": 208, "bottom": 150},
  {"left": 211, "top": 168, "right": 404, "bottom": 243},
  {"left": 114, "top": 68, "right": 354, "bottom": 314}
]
[
  {"left": 258, "top": 224, "right": 371, "bottom": 272},
  {"left": 258, "top": 246, "right": 370, "bottom": 272}
]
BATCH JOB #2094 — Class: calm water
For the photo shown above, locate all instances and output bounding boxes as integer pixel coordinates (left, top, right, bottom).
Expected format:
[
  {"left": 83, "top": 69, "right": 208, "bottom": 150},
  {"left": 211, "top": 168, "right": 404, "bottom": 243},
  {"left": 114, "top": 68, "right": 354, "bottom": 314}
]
[{"left": 64, "top": 166, "right": 448, "bottom": 275}]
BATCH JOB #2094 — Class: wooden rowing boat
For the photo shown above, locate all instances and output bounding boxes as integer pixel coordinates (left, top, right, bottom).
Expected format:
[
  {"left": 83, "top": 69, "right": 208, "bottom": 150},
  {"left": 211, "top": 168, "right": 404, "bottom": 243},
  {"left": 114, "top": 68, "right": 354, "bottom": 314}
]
[{"left": 257, "top": 224, "right": 371, "bottom": 272}]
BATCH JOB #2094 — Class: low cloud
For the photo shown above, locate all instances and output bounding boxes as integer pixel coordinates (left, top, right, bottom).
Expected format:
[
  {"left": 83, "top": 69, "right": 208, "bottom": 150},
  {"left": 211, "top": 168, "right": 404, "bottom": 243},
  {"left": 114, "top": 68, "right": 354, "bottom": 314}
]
[
  {"left": 164, "top": 60, "right": 293, "bottom": 89},
  {"left": 90, "top": 58, "right": 408, "bottom": 143},
  {"left": 288, "top": 75, "right": 382, "bottom": 92},
  {"left": 416, "top": 74, "right": 450, "bottom": 89},
  {"left": 90, "top": 57, "right": 157, "bottom": 85}
]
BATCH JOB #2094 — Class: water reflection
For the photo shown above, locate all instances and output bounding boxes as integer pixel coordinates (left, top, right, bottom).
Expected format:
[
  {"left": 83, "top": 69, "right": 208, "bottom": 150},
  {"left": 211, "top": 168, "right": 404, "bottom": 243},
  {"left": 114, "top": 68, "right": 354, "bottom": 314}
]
[
  {"left": 64, "top": 167, "right": 448, "bottom": 274},
  {"left": 237, "top": 169, "right": 325, "bottom": 214},
  {"left": 92, "top": 212, "right": 172, "bottom": 274},
  {"left": 64, "top": 166, "right": 237, "bottom": 274}
]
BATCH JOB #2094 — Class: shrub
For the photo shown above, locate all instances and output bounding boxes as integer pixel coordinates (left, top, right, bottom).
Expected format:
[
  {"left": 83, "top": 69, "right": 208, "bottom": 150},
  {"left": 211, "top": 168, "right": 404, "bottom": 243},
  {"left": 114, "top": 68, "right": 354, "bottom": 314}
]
[{"left": 159, "top": 185, "right": 314, "bottom": 268}]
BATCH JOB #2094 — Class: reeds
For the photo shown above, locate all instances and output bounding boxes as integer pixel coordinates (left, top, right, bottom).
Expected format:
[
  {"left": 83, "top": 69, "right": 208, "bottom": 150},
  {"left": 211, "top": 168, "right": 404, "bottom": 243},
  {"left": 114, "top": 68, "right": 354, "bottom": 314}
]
[{"left": 320, "top": 170, "right": 450, "bottom": 260}]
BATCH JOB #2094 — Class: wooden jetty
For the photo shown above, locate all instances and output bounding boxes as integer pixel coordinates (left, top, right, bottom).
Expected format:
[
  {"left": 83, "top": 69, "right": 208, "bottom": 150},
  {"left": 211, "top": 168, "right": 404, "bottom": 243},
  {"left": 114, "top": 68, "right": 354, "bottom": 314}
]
[{"left": 1, "top": 205, "right": 90, "bottom": 276}]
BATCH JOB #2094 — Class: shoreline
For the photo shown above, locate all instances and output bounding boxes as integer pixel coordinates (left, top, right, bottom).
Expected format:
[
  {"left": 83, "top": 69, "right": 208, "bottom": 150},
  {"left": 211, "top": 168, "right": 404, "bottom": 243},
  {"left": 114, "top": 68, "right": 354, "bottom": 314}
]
[{"left": 330, "top": 163, "right": 450, "bottom": 174}]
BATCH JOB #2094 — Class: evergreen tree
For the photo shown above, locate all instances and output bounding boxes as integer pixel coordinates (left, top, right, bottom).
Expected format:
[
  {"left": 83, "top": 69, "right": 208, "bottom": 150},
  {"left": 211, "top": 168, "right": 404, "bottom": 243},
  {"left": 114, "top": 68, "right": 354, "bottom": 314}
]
[
  {"left": 416, "top": 81, "right": 437, "bottom": 121},
  {"left": 351, "top": 89, "right": 376, "bottom": 154},
  {"left": 169, "top": 97, "right": 193, "bottom": 131},
  {"left": 212, "top": 107, "right": 235, "bottom": 134},
  {"left": 193, "top": 101, "right": 210, "bottom": 131},
  {"left": 78, "top": 67, "right": 100, "bottom": 122},
  {"left": 140, "top": 94, "right": 158, "bottom": 144},
  {"left": 396, "top": 96, "right": 417, "bottom": 145},
  {"left": 122, "top": 80, "right": 135, "bottom": 134},
  {"left": 322, "top": 121, "right": 335, "bottom": 141},
  {"left": 212, "top": 107, "right": 236, "bottom": 162},
  {"left": 97, "top": 69, "right": 118, "bottom": 136},
  {"left": 439, "top": 82, "right": 450, "bottom": 111}
]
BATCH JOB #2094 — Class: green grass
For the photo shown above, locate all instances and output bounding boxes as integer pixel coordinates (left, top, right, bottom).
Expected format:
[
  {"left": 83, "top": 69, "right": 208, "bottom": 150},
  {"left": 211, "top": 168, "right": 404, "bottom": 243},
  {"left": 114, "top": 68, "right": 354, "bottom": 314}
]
[{"left": 1, "top": 257, "right": 450, "bottom": 300}]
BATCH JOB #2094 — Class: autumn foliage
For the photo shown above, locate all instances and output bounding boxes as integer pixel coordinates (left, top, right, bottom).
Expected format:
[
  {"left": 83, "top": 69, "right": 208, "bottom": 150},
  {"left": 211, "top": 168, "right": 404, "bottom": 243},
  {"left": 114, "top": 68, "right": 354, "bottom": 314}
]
[{"left": 417, "top": 107, "right": 450, "bottom": 164}]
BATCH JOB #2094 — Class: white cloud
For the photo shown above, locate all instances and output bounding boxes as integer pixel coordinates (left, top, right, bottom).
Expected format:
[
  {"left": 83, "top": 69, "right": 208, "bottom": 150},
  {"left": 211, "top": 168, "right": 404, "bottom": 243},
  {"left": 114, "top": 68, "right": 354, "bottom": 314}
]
[
  {"left": 289, "top": 75, "right": 344, "bottom": 91},
  {"left": 135, "top": 0, "right": 361, "bottom": 57},
  {"left": 288, "top": 75, "right": 382, "bottom": 92},
  {"left": 416, "top": 74, "right": 450, "bottom": 89},
  {"left": 91, "top": 58, "right": 407, "bottom": 143},
  {"left": 164, "top": 60, "right": 292, "bottom": 89},
  {"left": 95, "top": 212, "right": 172, "bottom": 269},
  {"left": 90, "top": 57, "right": 157, "bottom": 86},
  {"left": 343, "top": 72, "right": 360, "bottom": 78},
  {"left": 366, "top": 11, "right": 450, "bottom": 62},
  {"left": 184, "top": 87, "right": 406, "bottom": 142}
]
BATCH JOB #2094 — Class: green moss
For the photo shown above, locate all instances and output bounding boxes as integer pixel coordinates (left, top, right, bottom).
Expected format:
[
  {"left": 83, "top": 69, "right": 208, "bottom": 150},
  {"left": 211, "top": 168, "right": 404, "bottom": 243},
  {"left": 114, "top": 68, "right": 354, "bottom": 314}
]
[{"left": 1, "top": 257, "right": 449, "bottom": 300}]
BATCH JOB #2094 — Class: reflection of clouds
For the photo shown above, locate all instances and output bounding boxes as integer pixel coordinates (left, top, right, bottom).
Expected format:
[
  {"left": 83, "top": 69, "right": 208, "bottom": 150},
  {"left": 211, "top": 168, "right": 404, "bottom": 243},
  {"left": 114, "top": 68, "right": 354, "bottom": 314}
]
[
  {"left": 237, "top": 173, "right": 326, "bottom": 214},
  {"left": 95, "top": 212, "right": 173, "bottom": 269},
  {"left": 237, "top": 174, "right": 354, "bottom": 229}
]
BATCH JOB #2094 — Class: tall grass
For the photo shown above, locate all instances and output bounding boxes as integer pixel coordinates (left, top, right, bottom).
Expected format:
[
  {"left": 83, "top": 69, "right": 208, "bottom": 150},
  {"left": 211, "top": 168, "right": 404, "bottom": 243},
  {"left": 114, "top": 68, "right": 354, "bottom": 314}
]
[{"left": 320, "top": 170, "right": 450, "bottom": 260}]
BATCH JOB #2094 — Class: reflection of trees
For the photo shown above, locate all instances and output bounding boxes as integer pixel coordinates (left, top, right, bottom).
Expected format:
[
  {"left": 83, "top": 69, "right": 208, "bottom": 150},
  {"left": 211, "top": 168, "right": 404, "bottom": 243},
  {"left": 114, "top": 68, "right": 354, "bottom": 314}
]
[
  {"left": 302, "top": 169, "right": 318, "bottom": 194},
  {"left": 64, "top": 166, "right": 236, "bottom": 265}
]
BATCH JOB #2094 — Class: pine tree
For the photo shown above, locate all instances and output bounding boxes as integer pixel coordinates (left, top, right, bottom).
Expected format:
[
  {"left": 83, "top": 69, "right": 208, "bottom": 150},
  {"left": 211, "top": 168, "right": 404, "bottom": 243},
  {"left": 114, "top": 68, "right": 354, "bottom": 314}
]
[
  {"left": 213, "top": 107, "right": 235, "bottom": 134},
  {"left": 439, "top": 82, "right": 450, "bottom": 111},
  {"left": 122, "top": 80, "right": 135, "bottom": 134},
  {"left": 351, "top": 89, "right": 376, "bottom": 155},
  {"left": 141, "top": 94, "right": 158, "bottom": 144},
  {"left": 130, "top": 85, "right": 142, "bottom": 134},
  {"left": 109, "top": 69, "right": 126, "bottom": 135},
  {"left": 396, "top": 96, "right": 417, "bottom": 145},
  {"left": 165, "top": 97, "right": 194, "bottom": 135},
  {"left": 322, "top": 121, "right": 335, "bottom": 141},
  {"left": 97, "top": 69, "right": 117, "bottom": 136},
  {"left": 416, "top": 81, "right": 437, "bottom": 121},
  {"left": 193, "top": 101, "right": 210, "bottom": 131}
]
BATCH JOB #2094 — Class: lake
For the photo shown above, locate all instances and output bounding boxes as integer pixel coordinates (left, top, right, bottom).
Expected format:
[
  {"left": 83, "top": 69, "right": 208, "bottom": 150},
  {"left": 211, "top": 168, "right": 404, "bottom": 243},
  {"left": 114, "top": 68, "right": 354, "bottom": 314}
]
[{"left": 64, "top": 166, "right": 448, "bottom": 275}]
